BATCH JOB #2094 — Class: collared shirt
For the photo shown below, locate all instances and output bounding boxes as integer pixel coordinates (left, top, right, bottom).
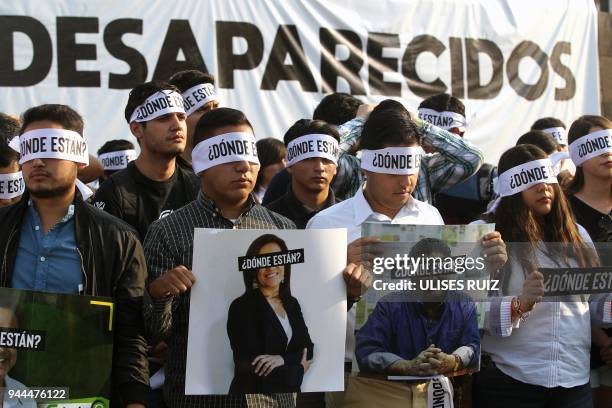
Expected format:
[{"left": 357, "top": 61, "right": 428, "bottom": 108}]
[
  {"left": 12, "top": 202, "right": 82, "bottom": 294},
  {"left": 355, "top": 294, "right": 479, "bottom": 372},
  {"left": 143, "top": 191, "right": 296, "bottom": 408},
  {"left": 473, "top": 219, "right": 612, "bottom": 388},
  {"left": 307, "top": 186, "right": 444, "bottom": 361},
  {"left": 336, "top": 117, "right": 484, "bottom": 203},
  {"left": 3, "top": 375, "right": 36, "bottom": 408},
  {"left": 266, "top": 186, "right": 339, "bottom": 229}
]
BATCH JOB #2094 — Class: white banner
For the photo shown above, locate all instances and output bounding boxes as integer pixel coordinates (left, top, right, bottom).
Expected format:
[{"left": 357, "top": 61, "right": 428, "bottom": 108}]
[{"left": 0, "top": 0, "right": 600, "bottom": 164}]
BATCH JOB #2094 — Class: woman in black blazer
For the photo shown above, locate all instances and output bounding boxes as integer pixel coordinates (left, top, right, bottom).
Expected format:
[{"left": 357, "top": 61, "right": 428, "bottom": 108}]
[{"left": 227, "top": 234, "right": 314, "bottom": 394}]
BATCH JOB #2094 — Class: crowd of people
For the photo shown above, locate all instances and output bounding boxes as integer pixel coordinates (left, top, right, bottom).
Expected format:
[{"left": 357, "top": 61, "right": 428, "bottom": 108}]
[{"left": 0, "top": 68, "right": 611, "bottom": 408}]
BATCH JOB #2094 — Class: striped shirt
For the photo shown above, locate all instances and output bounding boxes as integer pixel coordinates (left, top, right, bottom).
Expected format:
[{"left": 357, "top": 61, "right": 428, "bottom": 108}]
[
  {"left": 336, "top": 117, "right": 485, "bottom": 204},
  {"left": 143, "top": 191, "right": 296, "bottom": 408}
]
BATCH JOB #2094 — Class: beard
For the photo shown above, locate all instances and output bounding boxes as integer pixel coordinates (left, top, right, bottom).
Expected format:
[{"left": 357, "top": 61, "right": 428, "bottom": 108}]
[{"left": 28, "top": 181, "right": 75, "bottom": 199}]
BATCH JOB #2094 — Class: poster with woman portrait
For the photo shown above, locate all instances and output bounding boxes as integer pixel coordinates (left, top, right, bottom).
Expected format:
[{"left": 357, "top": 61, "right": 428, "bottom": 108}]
[{"left": 185, "top": 228, "right": 347, "bottom": 395}]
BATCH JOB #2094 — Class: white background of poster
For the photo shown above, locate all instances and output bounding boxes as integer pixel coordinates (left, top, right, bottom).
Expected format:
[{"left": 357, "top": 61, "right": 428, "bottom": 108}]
[
  {"left": 185, "top": 228, "right": 347, "bottom": 395},
  {"left": 0, "top": 0, "right": 600, "bottom": 164}
]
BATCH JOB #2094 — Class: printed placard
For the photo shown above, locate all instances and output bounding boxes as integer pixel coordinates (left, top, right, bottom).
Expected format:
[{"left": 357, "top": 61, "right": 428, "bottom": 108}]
[
  {"left": 0, "top": 287, "right": 113, "bottom": 407},
  {"left": 541, "top": 267, "right": 612, "bottom": 296},
  {"left": 186, "top": 228, "right": 347, "bottom": 395}
]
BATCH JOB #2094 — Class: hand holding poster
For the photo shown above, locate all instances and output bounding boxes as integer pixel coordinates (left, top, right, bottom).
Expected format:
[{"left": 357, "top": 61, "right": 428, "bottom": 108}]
[
  {"left": 185, "top": 228, "right": 347, "bottom": 395},
  {"left": 0, "top": 287, "right": 113, "bottom": 408}
]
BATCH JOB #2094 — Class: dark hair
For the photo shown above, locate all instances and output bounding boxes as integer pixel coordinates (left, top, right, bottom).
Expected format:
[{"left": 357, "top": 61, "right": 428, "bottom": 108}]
[
  {"left": 97, "top": 139, "right": 135, "bottom": 156},
  {"left": 0, "top": 137, "right": 19, "bottom": 168},
  {"left": 283, "top": 119, "right": 340, "bottom": 146},
  {"left": 516, "top": 130, "right": 558, "bottom": 155},
  {"left": 0, "top": 113, "right": 20, "bottom": 143},
  {"left": 418, "top": 93, "right": 466, "bottom": 118},
  {"left": 20, "top": 104, "right": 84, "bottom": 136},
  {"left": 192, "top": 108, "right": 253, "bottom": 147},
  {"left": 360, "top": 108, "right": 421, "bottom": 150},
  {"left": 168, "top": 70, "right": 215, "bottom": 93},
  {"left": 565, "top": 115, "right": 612, "bottom": 195},
  {"left": 409, "top": 238, "right": 451, "bottom": 258},
  {"left": 483, "top": 145, "right": 595, "bottom": 292},
  {"left": 371, "top": 99, "right": 410, "bottom": 116},
  {"left": 531, "top": 117, "right": 566, "bottom": 131},
  {"left": 242, "top": 234, "right": 293, "bottom": 303},
  {"left": 255, "top": 138, "right": 286, "bottom": 189},
  {"left": 124, "top": 80, "right": 180, "bottom": 123},
  {"left": 312, "top": 93, "right": 362, "bottom": 125}
]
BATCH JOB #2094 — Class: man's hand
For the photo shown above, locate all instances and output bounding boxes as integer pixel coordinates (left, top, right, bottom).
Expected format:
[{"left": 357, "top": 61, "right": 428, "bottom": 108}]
[
  {"left": 148, "top": 265, "right": 196, "bottom": 299},
  {"left": 343, "top": 263, "right": 373, "bottom": 298},
  {"left": 356, "top": 103, "right": 376, "bottom": 119},
  {"left": 252, "top": 355, "right": 285, "bottom": 376},
  {"left": 481, "top": 232, "right": 507, "bottom": 274},
  {"left": 427, "top": 352, "right": 459, "bottom": 375},
  {"left": 147, "top": 341, "right": 169, "bottom": 363},
  {"left": 519, "top": 270, "right": 545, "bottom": 311},
  {"left": 388, "top": 345, "right": 441, "bottom": 376},
  {"left": 347, "top": 237, "right": 382, "bottom": 266},
  {"left": 300, "top": 348, "right": 313, "bottom": 373}
]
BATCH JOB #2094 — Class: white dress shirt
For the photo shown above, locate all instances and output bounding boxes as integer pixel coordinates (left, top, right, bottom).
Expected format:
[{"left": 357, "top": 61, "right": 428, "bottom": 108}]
[{"left": 307, "top": 185, "right": 444, "bottom": 361}]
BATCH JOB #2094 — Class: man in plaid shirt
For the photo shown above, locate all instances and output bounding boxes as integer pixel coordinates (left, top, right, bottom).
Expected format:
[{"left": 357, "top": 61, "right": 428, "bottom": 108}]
[
  {"left": 143, "top": 108, "right": 297, "bottom": 408},
  {"left": 334, "top": 101, "right": 484, "bottom": 204}
]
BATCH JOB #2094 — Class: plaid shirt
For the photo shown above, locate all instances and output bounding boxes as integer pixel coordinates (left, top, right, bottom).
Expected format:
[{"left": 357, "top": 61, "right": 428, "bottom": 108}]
[
  {"left": 336, "top": 117, "right": 485, "bottom": 204},
  {"left": 143, "top": 192, "right": 296, "bottom": 408}
]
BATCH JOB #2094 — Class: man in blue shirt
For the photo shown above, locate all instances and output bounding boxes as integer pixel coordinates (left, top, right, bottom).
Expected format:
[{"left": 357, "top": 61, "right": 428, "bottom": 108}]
[
  {"left": 355, "top": 238, "right": 480, "bottom": 376},
  {"left": 0, "top": 104, "right": 150, "bottom": 406}
]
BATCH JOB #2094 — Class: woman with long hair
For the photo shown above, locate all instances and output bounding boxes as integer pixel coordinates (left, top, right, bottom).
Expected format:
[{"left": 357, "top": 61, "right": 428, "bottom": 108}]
[
  {"left": 227, "top": 234, "right": 314, "bottom": 394},
  {"left": 564, "top": 115, "right": 612, "bottom": 408},
  {"left": 472, "top": 144, "right": 608, "bottom": 408}
]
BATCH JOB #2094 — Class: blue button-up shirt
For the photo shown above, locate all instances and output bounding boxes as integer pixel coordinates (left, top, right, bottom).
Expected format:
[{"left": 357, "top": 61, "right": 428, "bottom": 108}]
[
  {"left": 12, "top": 201, "right": 83, "bottom": 294},
  {"left": 356, "top": 293, "right": 480, "bottom": 372}
]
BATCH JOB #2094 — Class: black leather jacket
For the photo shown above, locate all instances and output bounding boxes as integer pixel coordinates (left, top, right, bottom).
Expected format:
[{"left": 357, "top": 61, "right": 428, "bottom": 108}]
[{"left": 0, "top": 190, "right": 150, "bottom": 404}]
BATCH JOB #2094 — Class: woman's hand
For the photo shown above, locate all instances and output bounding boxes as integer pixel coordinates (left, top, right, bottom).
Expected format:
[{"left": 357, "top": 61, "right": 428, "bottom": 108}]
[
  {"left": 481, "top": 232, "right": 508, "bottom": 274},
  {"left": 519, "top": 270, "right": 545, "bottom": 311},
  {"left": 252, "top": 354, "right": 285, "bottom": 376},
  {"left": 300, "top": 348, "right": 313, "bottom": 373}
]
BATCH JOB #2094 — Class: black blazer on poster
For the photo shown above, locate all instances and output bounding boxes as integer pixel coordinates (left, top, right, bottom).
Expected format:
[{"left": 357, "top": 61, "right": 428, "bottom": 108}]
[{"left": 227, "top": 290, "right": 315, "bottom": 394}]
